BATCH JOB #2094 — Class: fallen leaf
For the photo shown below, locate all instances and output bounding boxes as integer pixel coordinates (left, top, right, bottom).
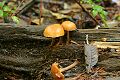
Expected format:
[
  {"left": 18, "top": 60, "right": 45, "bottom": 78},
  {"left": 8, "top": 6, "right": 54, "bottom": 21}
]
[
  {"left": 50, "top": 11, "right": 71, "bottom": 19},
  {"left": 31, "top": 18, "right": 44, "bottom": 25}
]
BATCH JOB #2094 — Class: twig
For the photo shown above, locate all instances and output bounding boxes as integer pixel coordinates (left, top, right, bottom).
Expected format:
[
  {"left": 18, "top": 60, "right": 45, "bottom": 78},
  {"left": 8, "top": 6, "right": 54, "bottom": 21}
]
[
  {"left": 36, "top": 0, "right": 64, "bottom": 5},
  {"left": 12, "top": 0, "right": 25, "bottom": 16},
  {"left": 15, "top": 0, "right": 35, "bottom": 15},
  {"left": 39, "top": 0, "right": 43, "bottom": 25},
  {"left": 74, "top": 0, "right": 102, "bottom": 27}
]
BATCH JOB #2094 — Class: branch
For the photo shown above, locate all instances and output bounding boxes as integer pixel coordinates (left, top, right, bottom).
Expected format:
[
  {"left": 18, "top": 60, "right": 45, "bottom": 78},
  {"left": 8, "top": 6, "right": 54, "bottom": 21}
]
[{"left": 74, "top": 0, "right": 102, "bottom": 27}]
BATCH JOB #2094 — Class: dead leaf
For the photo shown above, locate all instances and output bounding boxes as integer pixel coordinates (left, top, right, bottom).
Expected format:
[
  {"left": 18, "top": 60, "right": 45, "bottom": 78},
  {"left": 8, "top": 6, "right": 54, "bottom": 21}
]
[
  {"left": 31, "top": 18, "right": 44, "bottom": 25},
  {"left": 50, "top": 11, "right": 71, "bottom": 19}
]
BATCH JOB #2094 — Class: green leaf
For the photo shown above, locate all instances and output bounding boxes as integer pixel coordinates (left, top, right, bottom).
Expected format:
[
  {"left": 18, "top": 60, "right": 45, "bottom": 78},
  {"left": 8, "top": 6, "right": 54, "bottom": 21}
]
[
  {"left": 3, "top": 12, "right": 8, "bottom": 17},
  {"left": 0, "top": 1, "right": 5, "bottom": 8},
  {"left": 95, "top": 0, "right": 102, "bottom": 2},
  {"left": 3, "top": 6, "right": 11, "bottom": 11},
  {"left": 102, "top": 11, "right": 108, "bottom": 16},
  {"left": 99, "top": 10, "right": 108, "bottom": 20},
  {"left": 11, "top": 16, "right": 19, "bottom": 24},
  {"left": 13, "top": 6, "right": 17, "bottom": 10},
  {"left": 100, "top": 13, "right": 106, "bottom": 20},
  {"left": 87, "top": 0, "right": 93, "bottom": 4},
  {"left": 0, "top": 2, "right": 3, "bottom": 8},
  {"left": 0, "top": 10, "right": 3, "bottom": 17},
  {"left": 92, "top": 10, "right": 98, "bottom": 17},
  {"left": 93, "top": 5, "right": 103, "bottom": 12},
  {"left": 11, "top": 10, "right": 15, "bottom": 13}
]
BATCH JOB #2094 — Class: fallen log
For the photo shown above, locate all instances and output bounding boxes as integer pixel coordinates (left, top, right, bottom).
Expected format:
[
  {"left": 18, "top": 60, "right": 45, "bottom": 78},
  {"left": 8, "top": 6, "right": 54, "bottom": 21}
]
[
  {"left": 0, "top": 25, "right": 120, "bottom": 79},
  {"left": 92, "top": 42, "right": 120, "bottom": 49},
  {"left": 0, "top": 26, "right": 85, "bottom": 73}
]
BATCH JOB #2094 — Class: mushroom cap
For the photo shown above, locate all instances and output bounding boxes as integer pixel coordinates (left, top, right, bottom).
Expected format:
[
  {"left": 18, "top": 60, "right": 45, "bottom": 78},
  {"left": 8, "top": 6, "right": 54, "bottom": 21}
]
[
  {"left": 61, "top": 21, "right": 77, "bottom": 31},
  {"left": 51, "top": 62, "right": 64, "bottom": 80},
  {"left": 44, "top": 24, "right": 64, "bottom": 38}
]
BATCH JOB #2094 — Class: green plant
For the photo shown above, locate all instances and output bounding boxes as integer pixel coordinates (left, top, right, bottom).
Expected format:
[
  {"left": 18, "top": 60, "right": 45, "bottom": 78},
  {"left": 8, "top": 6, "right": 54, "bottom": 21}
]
[
  {"left": 0, "top": 0, "right": 19, "bottom": 24},
  {"left": 80, "top": 0, "right": 108, "bottom": 27}
]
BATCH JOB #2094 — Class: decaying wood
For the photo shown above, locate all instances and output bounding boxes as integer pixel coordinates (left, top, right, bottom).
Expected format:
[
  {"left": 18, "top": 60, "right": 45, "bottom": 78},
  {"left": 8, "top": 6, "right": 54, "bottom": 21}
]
[
  {"left": 0, "top": 63, "right": 34, "bottom": 72},
  {"left": 92, "top": 42, "right": 120, "bottom": 46},
  {"left": 72, "top": 29, "right": 120, "bottom": 42},
  {"left": 0, "top": 26, "right": 120, "bottom": 75},
  {"left": 94, "top": 45, "right": 120, "bottom": 49},
  {"left": 0, "top": 24, "right": 120, "bottom": 41},
  {"left": 92, "top": 42, "right": 120, "bottom": 49},
  {"left": 98, "top": 58, "right": 120, "bottom": 71},
  {"left": 111, "top": 52, "right": 120, "bottom": 57},
  {"left": 0, "top": 27, "right": 85, "bottom": 73},
  {"left": 77, "top": 29, "right": 120, "bottom": 33}
]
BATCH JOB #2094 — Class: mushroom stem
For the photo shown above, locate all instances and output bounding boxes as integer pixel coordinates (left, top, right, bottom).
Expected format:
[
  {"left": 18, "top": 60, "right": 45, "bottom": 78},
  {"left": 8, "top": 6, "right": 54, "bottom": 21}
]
[
  {"left": 60, "top": 60, "right": 79, "bottom": 72},
  {"left": 59, "top": 37, "right": 62, "bottom": 44},
  {"left": 56, "top": 37, "right": 63, "bottom": 46},
  {"left": 66, "top": 31, "right": 70, "bottom": 44},
  {"left": 51, "top": 38, "right": 55, "bottom": 46}
]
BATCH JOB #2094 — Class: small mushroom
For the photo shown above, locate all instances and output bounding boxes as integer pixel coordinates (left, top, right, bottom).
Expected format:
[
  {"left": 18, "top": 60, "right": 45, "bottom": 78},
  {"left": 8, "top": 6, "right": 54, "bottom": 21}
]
[
  {"left": 51, "top": 62, "right": 64, "bottom": 80},
  {"left": 51, "top": 60, "right": 79, "bottom": 80},
  {"left": 43, "top": 24, "right": 64, "bottom": 46},
  {"left": 61, "top": 21, "right": 77, "bottom": 44}
]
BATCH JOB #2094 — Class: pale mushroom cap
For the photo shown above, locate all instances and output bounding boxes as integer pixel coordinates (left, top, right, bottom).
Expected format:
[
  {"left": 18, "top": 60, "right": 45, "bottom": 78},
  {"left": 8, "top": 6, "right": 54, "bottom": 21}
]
[
  {"left": 61, "top": 21, "right": 77, "bottom": 31},
  {"left": 44, "top": 24, "right": 64, "bottom": 38}
]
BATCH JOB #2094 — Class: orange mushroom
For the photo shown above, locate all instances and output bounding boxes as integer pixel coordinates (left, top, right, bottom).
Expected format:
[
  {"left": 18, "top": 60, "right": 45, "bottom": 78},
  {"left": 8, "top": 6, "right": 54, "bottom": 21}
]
[
  {"left": 51, "top": 62, "right": 64, "bottom": 80},
  {"left": 43, "top": 24, "right": 64, "bottom": 46},
  {"left": 51, "top": 60, "right": 79, "bottom": 80},
  {"left": 61, "top": 21, "right": 77, "bottom": 44}
]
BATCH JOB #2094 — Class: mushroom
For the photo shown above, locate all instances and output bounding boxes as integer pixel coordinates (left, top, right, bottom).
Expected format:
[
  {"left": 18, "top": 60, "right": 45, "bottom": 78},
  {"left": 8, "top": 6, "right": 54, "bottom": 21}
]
[
  {"left": 51, "top": 60, "right": 79, "bottom": 80},
  {"left": 43, "top": 24, "right": 64, "bottom": 46},
  {"left": 61, "top": 21, "right": 77, "bottom": 44},
  {"left": 51, "top": 62, "right": 64, "bottom": 80}
]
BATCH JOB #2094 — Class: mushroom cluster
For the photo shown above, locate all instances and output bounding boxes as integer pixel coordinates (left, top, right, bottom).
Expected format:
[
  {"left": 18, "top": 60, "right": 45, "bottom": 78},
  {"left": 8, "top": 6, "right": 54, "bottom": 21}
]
[
  {"left": 43, "top": 21, "right": 77, "bottom": 46},
  {"left": 43, "top": 24, "right": 64, "bottom": 46},
  {"left": 43, "top": 22, "right": 78, "bottom": 80}
]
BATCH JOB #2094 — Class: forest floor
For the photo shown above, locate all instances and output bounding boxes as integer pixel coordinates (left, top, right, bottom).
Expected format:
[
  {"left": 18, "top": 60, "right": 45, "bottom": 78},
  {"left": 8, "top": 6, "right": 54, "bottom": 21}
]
[{"left": 0, "top": 0, "right": 120, "bottom": 80}]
